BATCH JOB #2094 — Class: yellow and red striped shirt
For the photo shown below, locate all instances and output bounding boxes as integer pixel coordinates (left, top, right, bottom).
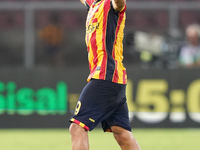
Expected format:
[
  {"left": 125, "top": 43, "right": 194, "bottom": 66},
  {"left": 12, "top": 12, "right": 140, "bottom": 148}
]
[{"left": 85, "top": 0, "right": 127, "bottom": 84}]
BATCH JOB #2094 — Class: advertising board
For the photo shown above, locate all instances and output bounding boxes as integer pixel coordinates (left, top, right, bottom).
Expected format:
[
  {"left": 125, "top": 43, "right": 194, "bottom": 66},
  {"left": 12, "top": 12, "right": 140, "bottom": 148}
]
[{"left": 0, "top": 67, "right": 200, "bottom": 128}]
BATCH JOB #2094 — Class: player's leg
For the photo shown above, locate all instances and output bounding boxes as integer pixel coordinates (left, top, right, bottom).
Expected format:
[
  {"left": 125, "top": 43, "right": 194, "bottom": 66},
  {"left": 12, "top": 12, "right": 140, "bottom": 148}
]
[
  {"left": 69, "top": 123, "right": 89, "bottom": 150},
  {"left": 111, "top": 126, "right": 141, "bottom": 150},
  {"left": 69, "top": 79, "right": 118, "bottom": 150},
  {"left": 102, "top": 90, "right": 141, "bottom": 150}
]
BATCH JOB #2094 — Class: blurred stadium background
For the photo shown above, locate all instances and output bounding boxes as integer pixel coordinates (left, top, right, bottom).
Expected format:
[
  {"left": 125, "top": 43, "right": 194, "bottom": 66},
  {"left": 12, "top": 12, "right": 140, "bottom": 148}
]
[{"left": 1, "top": 0, "right": 200, "bottom": 150}]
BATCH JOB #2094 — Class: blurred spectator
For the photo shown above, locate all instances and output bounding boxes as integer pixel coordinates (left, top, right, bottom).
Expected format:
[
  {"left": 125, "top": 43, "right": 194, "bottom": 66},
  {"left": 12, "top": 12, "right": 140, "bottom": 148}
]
[
  {"left": 179, "top": 24, "right": 200, "bottom": 68},
  {"left": 38, "top": 12, "right": 65, "bottom": 66},
  {"left": 134, "top": 31, "right": 165, "bottom": 69}
]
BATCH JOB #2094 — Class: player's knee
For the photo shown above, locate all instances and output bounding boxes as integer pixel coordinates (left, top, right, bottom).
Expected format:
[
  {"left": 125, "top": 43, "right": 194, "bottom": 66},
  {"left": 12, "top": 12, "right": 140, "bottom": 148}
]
[
  {"left": 69, "top": 123, "right": 86, "bottom": 136},
  {"left": 114, "top": 131, "right": 129, "bottom": 146},
  {"left": 112, "top": 126, "right": 141, "bottom": 150},
  {"left": 69, "top": 123, "right": 78, "bottom": 136},
  {"left": 112, "top": 127, "right": 131, "bottom": 146}
]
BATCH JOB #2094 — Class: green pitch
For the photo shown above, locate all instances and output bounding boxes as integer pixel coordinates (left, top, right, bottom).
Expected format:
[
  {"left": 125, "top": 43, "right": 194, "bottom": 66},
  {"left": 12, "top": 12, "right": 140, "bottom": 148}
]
[{"left": 0, "top": 128, "right": 200, "bottom": 150}]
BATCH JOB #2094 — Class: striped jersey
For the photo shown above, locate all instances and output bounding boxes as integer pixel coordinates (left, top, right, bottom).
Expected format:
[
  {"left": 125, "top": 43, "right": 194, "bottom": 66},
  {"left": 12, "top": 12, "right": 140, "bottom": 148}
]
[{"left": 85, "top": 0, "right": 127, "bottom": 84}]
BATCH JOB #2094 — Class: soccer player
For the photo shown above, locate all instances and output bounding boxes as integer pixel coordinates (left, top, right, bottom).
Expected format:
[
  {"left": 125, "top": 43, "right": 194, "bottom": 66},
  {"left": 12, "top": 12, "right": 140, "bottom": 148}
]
[{"left": 69, "top": 0, "right": 141, "bottom": 149}]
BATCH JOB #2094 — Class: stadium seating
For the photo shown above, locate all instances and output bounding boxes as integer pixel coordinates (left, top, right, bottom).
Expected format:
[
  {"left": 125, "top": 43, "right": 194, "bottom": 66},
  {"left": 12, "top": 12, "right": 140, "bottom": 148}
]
[
  {"left": 0, "top": 11, "right": 24, "bottom": 29},
  {"left": 179, "top": 10, "right": 200, "bottom": 28},
  {"left": 0, "top": 0, "right": 199, "bottom": 67},
  {"left": 127, "top": 10, "right": 169, "bottom": 30},
  {"left": 0, "top": 0, "right": 198, "bottom": 30}
]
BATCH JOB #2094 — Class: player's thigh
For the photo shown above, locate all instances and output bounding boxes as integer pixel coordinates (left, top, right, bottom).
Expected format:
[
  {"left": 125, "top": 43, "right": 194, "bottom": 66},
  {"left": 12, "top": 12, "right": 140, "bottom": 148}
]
[
  {"left": 111, "top": 125, "right": 129, "bottom": 134},
  {"left": 70, "top": 79, "right": 121, "bottom": 131},
  {"left": 103, "top": 100, "right": 131, "bottom": 132}
]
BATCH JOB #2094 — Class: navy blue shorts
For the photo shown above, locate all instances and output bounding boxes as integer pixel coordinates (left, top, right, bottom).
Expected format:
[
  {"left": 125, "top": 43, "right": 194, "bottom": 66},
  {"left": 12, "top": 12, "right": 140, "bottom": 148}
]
[{"left": 69, "top": 79, "right": 131, "bottom": 132}]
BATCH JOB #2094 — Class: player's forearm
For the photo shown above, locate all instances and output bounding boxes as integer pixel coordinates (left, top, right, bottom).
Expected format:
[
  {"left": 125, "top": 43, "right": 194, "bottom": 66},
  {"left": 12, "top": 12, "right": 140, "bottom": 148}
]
[
  {"left": 112, "top": 0, "right": 126, "bottom": 11},
  {"left": 80, "top": 0, "right": 85, "bottom": 5}
]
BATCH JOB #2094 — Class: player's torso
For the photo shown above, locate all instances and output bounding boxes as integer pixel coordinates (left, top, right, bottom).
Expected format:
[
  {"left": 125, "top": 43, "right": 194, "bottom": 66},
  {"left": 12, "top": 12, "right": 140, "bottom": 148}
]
[{"left": 85, "top": 0, "right": 127, "bottom": 84}]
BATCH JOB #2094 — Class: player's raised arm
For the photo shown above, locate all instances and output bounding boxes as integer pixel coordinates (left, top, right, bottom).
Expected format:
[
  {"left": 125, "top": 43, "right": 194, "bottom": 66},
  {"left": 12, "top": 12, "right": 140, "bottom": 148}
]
[
  {"left": 80, "top": 0, "right": 86, "bottom": 5},
  {"left": 112, "top": 0, "right": 126, "bottom": 12}
]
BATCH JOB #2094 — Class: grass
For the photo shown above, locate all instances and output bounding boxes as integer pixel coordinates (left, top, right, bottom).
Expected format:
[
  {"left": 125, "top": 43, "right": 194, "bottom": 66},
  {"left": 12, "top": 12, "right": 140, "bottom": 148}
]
[{"left": 0, "top": 128, "right": 200, "bottom": 150}]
